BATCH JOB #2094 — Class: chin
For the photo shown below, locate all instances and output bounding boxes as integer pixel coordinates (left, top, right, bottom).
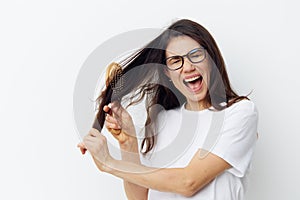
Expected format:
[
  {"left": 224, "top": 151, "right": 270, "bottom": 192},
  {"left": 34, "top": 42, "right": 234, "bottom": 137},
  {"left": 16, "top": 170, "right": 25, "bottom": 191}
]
[{"left": 186, "top": 91, "right": 207, "bottom": 102}]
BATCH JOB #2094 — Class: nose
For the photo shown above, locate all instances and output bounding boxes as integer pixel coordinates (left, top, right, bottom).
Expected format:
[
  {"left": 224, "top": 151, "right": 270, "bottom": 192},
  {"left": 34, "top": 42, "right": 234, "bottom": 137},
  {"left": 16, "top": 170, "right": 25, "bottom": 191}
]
[{"left": 182, "top": 57, "right": 195, "bottom": 72}]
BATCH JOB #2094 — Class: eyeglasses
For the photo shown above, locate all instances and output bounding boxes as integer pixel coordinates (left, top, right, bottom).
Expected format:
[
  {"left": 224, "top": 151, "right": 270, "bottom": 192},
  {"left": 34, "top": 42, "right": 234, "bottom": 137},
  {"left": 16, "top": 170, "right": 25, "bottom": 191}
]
[{"left": 165, "top": 47, "right": 206, "bottom": 71}]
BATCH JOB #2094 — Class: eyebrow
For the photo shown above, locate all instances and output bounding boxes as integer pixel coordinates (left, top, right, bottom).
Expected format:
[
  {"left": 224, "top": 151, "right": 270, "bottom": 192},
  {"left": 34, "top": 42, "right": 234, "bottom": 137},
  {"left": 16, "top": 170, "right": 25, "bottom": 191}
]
[{"left": 165, "top": 47, "right": 202, "bottom": 59}]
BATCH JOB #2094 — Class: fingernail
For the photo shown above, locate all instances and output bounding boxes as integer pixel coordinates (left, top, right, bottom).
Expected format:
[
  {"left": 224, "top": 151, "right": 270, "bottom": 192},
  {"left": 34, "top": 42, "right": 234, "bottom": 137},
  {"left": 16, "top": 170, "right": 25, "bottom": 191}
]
[{"left": 108, "top": 103, "right": 112, "bottom": 109}]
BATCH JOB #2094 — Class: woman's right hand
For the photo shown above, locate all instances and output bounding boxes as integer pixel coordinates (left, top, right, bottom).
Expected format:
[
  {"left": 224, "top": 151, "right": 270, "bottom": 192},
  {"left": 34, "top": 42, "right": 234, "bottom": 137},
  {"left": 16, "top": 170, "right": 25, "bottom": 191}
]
[{"left": 103, "top": 101, "right": 137, "bottom": 145}]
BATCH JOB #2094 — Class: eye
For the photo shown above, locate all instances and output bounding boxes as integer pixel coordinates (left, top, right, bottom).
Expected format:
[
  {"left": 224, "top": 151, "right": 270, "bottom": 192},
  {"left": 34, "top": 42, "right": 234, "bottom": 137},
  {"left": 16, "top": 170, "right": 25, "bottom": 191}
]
[
  {"left": 167, "top": 56, "right": 181, "bottom": 65},
  {"left": 189, "top": 50, "right": 203, "bottom": 58}
]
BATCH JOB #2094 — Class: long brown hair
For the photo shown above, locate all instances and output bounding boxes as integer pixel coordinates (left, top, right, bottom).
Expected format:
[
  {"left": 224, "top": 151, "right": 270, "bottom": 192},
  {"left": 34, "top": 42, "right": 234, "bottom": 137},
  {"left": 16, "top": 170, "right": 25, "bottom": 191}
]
[{"left": 93, "top": 19, "right": 247, "bottom": 154}]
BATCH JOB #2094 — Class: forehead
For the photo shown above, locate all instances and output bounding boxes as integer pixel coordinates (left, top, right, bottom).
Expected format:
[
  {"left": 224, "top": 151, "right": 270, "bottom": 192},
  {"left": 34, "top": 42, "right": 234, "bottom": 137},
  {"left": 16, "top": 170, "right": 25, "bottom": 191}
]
[{"left": 166, "top": 36, "right": 201, "bottom": 56}]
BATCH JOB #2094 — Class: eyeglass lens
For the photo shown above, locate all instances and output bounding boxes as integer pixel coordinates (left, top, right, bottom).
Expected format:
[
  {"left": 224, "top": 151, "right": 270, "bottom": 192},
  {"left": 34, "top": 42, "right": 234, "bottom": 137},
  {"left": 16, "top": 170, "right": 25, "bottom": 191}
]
[{"left": 166, "top": 48, "right": 205, "bottom": 70}]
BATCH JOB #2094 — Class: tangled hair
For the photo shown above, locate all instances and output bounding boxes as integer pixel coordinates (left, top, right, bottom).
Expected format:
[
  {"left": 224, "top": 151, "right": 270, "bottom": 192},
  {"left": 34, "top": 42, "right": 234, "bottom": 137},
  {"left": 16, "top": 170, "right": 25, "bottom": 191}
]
[{"left": 93, "top": 19, "right": 248, "bottom": 155}]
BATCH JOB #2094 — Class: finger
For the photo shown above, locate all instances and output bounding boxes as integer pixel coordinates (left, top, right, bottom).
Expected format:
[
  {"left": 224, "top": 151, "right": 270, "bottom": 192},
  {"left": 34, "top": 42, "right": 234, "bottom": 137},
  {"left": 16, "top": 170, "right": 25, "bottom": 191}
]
[
  {"left": 84, "top": 134, "right": 107, "bottom": 149},
  {"left": 84, "top": 134, "right": 100, "bottom": 143},
  {"left": 89, "top": 128, "right": 100, "bottom": 137},
  {"left": 108, "top": 128, "right": 121, "bottom": 135},
  {"left": 77, "top": 142, "right": 86, "bottom": 148},
  {"left": 109, "top": 101, "right": 125, "bottom": 119},
  {"left": 103, "top": 105, "right": 112, "bottom": 115},
  {"left": 103, "top": 105, "right": 110, "bottom": 112},
  {"left": 105, "top": 115, "right": 120, "bottom": 126},
  {"left": 82, "top": 138, "right": 99, "bottom": 153},
  {"left": 77, "top": 142, "right": 87, "bottom": 154},
  {"left": 81, "top": 140, "right": 93, "bottom": 153},
  {"left": 83, "top": 135, "right": 93, "bottom": 144},
  {"left": 80, "top": 147, "right": 87, "bottom": 154},
  {"left": 105, "top": 121, "right": 121, "bottom": 130}
]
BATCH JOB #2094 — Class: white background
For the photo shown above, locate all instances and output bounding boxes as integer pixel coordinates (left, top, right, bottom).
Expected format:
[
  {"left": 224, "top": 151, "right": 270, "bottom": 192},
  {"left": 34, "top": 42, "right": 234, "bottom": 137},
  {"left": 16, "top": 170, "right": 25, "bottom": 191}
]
[{"left": 1, "top": 0, "right": 299, "bottom": 199}]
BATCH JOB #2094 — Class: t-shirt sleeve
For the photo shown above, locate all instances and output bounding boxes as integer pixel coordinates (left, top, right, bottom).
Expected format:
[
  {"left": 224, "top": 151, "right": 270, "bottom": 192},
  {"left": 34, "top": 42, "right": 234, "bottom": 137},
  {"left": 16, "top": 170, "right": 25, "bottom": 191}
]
[{"left": 210, "top": 100, "right": 259, "bottom": 177}]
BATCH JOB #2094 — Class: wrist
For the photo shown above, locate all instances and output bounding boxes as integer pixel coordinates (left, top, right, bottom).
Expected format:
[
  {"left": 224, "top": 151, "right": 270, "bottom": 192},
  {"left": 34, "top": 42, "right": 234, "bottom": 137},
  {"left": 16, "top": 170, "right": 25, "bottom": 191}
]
[
  {"left": 119, "top": 135, "right": 138, "bottom": 150},
  {"left": 102, "top": 155, "right": 116, "bottom": 174}
]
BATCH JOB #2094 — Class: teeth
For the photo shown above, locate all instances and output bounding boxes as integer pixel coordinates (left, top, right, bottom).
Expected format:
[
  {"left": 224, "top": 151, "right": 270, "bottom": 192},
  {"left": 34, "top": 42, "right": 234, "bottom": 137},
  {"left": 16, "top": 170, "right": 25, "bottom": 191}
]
[{"left": 184, "top": 75, "right": 201, "bottom": 83}]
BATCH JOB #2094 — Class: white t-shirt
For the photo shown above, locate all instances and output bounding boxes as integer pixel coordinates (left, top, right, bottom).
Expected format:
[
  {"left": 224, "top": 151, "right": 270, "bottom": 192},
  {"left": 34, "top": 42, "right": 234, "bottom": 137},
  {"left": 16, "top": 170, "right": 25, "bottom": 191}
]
[{"left": 141, "top": 100, "right": 258, "bottom": 200}]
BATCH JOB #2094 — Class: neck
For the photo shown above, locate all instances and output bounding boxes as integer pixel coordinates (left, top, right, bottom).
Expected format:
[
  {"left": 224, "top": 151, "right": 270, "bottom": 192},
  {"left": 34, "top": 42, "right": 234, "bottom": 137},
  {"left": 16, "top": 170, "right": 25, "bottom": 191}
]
[{"left": 185, "top": 100, "right": 210, "bottom": 111}]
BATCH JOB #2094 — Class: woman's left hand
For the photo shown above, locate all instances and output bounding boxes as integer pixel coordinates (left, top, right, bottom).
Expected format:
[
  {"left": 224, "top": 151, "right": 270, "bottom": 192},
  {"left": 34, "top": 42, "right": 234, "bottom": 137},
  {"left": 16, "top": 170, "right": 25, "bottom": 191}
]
[{"left": 78, "top": 128, "right": 112, "bottom": 171}]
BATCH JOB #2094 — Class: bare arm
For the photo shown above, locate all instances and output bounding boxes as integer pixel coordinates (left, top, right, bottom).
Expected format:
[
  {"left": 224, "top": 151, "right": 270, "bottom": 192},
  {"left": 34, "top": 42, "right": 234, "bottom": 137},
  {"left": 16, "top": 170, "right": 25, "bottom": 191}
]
[{"left": 104, "top": 148, "right": 230, "bottom": 197}]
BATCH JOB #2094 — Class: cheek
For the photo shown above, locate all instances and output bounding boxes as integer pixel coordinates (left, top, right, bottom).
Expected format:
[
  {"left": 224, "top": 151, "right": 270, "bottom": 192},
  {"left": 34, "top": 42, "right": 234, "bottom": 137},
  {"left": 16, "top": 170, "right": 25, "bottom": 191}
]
[
  {"left": 199, "top": 63, "right": 211, "bottom": 85},
  {"left": 168, "top": 71, "right": 180, "bottom": 82},
  {"left": 205, "top": 70, "right": 211, "bottom": 84}
]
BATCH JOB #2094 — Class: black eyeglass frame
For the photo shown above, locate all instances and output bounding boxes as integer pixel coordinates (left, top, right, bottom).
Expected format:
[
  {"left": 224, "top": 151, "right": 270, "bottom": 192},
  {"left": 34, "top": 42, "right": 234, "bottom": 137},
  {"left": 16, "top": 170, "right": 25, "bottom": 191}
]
[{"left": 165, "top": 47, "right": 206, "bottom": 71}]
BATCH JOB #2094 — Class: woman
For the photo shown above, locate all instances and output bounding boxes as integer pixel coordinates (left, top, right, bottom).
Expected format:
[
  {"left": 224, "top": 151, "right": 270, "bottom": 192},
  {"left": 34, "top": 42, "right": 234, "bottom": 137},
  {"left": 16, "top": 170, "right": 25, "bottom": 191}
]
[{"left": 78, "top": 19, "right": 258, "bottom": 200}]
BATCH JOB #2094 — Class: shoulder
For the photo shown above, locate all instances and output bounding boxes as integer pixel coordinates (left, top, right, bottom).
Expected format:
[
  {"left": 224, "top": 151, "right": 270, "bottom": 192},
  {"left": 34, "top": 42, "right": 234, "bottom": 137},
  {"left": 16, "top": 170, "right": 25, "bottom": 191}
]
[
  {"left": 222, "top": 99, "right": 259, "bottom": 130},
  {"left": 226, "top": 99, "right": 258, "bottom": 116}
]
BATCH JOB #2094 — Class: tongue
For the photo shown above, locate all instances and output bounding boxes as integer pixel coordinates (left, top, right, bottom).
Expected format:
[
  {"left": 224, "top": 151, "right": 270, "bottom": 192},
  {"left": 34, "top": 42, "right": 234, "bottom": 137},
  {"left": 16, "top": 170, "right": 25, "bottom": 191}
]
[{"left": 186, "top": 79, "right": 202, "bottom": 92}]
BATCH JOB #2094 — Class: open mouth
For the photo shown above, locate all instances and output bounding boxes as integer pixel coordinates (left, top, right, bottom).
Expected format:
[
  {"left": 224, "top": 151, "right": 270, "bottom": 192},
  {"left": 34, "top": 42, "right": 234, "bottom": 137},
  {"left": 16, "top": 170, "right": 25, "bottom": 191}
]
[{"left": 183, "top": 75, "right": 203, "bottom": 92}]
